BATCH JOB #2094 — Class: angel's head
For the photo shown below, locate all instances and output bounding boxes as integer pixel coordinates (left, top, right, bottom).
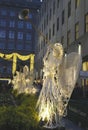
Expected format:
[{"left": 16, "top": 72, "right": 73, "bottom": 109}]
[{"left": 53, "top": 43, "right": 64, "bottom": 58}]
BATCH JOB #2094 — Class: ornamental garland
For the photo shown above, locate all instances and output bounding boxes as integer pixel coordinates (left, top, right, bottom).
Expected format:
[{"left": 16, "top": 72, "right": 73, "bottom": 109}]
[{"left": 0, "top": 53, "right": 35, "bottom": 75}]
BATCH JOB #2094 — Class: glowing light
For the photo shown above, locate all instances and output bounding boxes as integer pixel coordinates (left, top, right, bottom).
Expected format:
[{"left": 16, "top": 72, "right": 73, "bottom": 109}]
[
  {"left": 39, "top": 104, "right": 50, "bottom": 121},
  {"left": 78, "top": 43, "right": 81, "bottom": 55}
]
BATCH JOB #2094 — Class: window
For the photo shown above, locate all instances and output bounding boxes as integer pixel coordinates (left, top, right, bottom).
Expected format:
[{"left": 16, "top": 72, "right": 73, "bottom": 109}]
[
  {"left": 26, "top": 33, "right": 31, "bottom": 40},
  {"left": 53, "top": 1, "right": 55, "bottom": 14},
  {"left": 85, "top": 13, "right": 88, "bottom": 32},
  {"left": 9, "top": 21, "right": 15, "bottom": 28},
  {"left": 62, "top": 10, "right": 65, "bottom": 25},
  {"left": 25, "top": 44, "right": 31, "bottom": 50},
  {"left": 57, "top": 0, "right": 59, "bottom": 8},
  {"left": 17, "top": 32, "right": 23, "bottom": 40},
  {"left": 75, "top": 0, "right": 80, "bottom": 8},
  {"left": 0, "top": 20, "right": 6, "bottom": 27},
  {"left": 75, "top": 22, "right": 79, "bottom": 40},
  {"left": 16, "top": 44, "right": 23, "bottom": 50},
  {"left": 47, "top": 14, "right": 48, "bottom": 25},
  {"left": 26, "top": 22, "right": 32, "bottom": 29},
  {"left": 82, "top": 61, "right": 88, "bottom": 86},
  {"left": 61, "top": 36, "right": 64, "bottom": 44},
  {"left": 44, "top": 2, "right": 46, "bottom": 13},
  {"left": 0, "top": 42, "right": 5, "bottom": 49},
  {"left": 42, "top": 24, "right": 43, "bottom": 32},
  {"left": 52, "top": 23, "right": 55, "bottom": 36},
  {"left": 57, "top": 17, "right": 59, "bottom": 31},
  {"left": 8, "top": 43, "right": 14, "bottom": 49},
  {"left": 1, "top": 9, "right": 7, "bottom": 15},
  {"left": 68, "top": 0, "right": 71, "bottom": 18},
  {"left": 49, "top": 28, "right": 51, "bottom": 40},
  {"left": 46, "top": 33, "right": 48, "bottom": 43},
  {"left": 0, "top": 30, "right": 6, "bottom": 38},
  {"left": 18, "top": 21, "right": 23, "bottom": 28},
  {"left": 44, "top": 19, "right": 46, "bottom": 30},
  {"left": 49, "top": 8, "right": 52, "bottom": 20},
  {"left": 67, "top": 30, "right": 71, "bottom": 45},
  {"left": 10, "top": 11, "right": 15, "bottom": 16},
  {"left": 28, "top": 13, "right": 32, "bottom": 19},
  {"left": 9, "top": 31, "right": 15, "bottom": 39}
]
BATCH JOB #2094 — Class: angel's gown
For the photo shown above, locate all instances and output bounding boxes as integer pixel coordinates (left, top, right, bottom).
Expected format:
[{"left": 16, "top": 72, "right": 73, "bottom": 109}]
[{"left": 36, "top": 44, "right": 82, "bottom": 128}]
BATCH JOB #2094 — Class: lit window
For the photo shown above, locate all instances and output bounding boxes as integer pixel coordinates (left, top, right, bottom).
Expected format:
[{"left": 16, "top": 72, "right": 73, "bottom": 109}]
[
  {"left": 26, "top": 33, "right": 31, "bottom": 40},
  {"left": 82, "top": 61, "right": 88, "bottom": 86},
  {"left": 1, "top": 9, "right": 7, "bottom": 15},
  {"left": 85, "top": 14, "right": 88, "bottom": 32},
  {"left": 75, "top": 22, "right": 79, "bottom": 40},
  {"left": 83, "top": 62, "right": 88, "bottom": 71},
  {"left": 0, "top": 19, "right": 6, "bottom": 27},
  {"left": 75, "top": 0, "right": 80, "bottom": 8},
  {"left": 0, "top": 30, "right": 6, "bottom": 38},
  {"left": 18, "top": 21, "right": 23, "bottom": 28},
  {"left": 26, "top": 22, "right": 32, "bottom": 29},
  {"left": 9, "top": 31, "right": 15, "bottom": 39},
  {"left": 10, "top": 11, "right": 15, "bottom": 16},
  {"left": 9, "top": 21, "right": 15, "bottom": 28},
  {"left": 17, "top": 32, "right": 23, "bottom": 40},
  {"left": 67, "top": 30, "right": 71, "bottom": 45}
]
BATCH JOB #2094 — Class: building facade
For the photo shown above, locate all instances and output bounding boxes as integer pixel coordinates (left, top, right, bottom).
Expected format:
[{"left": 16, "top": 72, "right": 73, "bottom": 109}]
[
  {"left": 35, "top": 0, "right": 88, "bottom": 87},
  {"left": 0, "top": 0, "right": 42, "bottom": 78}
]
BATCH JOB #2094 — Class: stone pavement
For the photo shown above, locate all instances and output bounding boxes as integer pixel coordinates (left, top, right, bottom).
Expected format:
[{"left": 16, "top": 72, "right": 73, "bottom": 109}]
[{"left": 63, "top": 118, "right": 85, "bottom": 130}]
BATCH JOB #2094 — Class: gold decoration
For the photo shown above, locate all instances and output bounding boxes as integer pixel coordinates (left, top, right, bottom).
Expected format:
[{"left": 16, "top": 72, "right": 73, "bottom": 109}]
[{"left": 0, "top": 53, "right": 35, "bottom": 75}]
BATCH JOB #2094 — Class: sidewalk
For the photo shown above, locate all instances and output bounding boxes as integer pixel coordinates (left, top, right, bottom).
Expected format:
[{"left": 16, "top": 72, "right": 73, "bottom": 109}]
[{"left": 63, "top": 118, "right": 85, "bottom": 130}]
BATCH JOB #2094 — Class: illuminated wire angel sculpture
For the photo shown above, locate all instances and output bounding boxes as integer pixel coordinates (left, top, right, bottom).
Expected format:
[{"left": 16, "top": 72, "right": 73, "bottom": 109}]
[
  {"left": 36, "top": 43, "right": 82, "bottom": 128},
  {"left": 12, "top": 65, "right": 37, "bottom": 94}
]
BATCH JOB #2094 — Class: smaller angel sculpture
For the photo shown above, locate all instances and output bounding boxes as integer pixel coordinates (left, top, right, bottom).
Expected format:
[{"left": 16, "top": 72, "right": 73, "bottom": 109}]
[
  {"left": 36, "top": 43, "right": 82, "bottom": 128},
  {"left": 12, "top": 65, "right": 37, "bottom": 94}
]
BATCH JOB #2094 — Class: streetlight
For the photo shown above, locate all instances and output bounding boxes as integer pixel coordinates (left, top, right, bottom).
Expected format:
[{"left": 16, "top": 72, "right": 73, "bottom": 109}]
[{"left": 78, "top": 42, "right": 82, "bottom": 55}]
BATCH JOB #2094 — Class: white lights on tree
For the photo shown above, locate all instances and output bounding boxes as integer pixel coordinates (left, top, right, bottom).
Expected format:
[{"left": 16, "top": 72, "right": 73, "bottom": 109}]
[{"left": 36, "top": 43, "right": 82, "bottom": 128}]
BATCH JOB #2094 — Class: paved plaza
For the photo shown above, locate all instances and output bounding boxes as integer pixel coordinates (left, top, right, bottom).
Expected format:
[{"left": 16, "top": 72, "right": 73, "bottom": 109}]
[{"left": 63, "top": 118, "right": 85, "bottom": 130}]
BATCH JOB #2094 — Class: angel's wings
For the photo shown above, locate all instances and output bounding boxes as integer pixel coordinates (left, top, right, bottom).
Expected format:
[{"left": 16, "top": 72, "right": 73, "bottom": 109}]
[
  {"left": 63, "top": 52, "right": 82, "bottom": 88},
  {"left": 56, "top": 52, "right": 82, "bottom": 117}
]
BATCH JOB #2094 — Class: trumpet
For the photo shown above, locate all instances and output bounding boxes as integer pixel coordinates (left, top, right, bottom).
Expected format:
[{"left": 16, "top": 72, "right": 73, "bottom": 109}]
[{"left": 19, "top": 9, "right": 30, "bottom": 20}]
